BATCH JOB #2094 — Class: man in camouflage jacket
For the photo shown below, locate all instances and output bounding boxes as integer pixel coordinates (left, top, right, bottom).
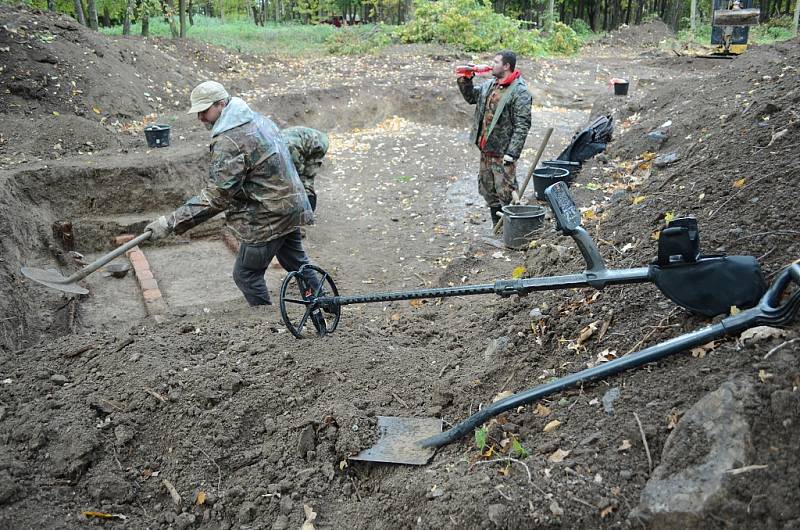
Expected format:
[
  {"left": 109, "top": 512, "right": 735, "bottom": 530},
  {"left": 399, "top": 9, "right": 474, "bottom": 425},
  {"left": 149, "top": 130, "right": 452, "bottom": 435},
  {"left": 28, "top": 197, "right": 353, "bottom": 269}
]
[
  {"left": 457, "top": 50, "right": 532, "bottom": 226},
  {"left": 282, "top": 126, "right": 330, "bottom": 212},
  {"left": 145, "top": 81, "right": 320, "bottom": 308}
]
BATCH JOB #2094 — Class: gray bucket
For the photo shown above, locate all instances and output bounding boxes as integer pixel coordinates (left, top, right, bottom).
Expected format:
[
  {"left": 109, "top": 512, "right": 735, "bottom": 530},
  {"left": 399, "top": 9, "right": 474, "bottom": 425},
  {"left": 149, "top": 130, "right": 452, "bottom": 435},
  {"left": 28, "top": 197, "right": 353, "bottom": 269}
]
[
  {"left": 501, "top": 205, "right": 546, "bottom": 250},
  {"left": 532, "top": 166, "right": 570, "bottom": 200}
]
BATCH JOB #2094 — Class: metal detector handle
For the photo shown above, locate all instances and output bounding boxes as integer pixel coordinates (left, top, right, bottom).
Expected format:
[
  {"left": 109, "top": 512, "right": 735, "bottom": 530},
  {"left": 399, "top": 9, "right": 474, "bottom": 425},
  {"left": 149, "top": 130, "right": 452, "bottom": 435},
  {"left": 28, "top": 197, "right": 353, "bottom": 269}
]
[
  {"left": 571, "top": 226, "right": 606, "bottom": 275},
  {"left": 543, "top": 181, "right": 606, "bottom": 275},
  {"left": 722, "top": 262, "right": 800, "bottom": 333},
  {"left": 63, "top": 232, "right": 152, "bottom": 284}
]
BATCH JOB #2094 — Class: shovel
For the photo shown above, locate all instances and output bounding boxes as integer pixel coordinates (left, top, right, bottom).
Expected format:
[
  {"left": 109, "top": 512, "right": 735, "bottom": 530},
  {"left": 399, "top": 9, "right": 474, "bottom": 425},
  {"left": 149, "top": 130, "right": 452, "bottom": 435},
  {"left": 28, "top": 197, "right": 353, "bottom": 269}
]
[{"left": 21, "top": 231, "right": 152, "bottom": 295}]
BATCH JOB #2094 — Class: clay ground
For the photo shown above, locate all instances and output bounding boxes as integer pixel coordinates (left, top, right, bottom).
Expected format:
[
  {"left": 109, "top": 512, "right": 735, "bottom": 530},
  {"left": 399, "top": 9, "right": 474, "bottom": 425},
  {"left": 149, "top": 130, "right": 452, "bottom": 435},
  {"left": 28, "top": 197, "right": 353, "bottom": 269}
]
[{"left": 1, "top": 7, "right": 799, "bottom": 529}]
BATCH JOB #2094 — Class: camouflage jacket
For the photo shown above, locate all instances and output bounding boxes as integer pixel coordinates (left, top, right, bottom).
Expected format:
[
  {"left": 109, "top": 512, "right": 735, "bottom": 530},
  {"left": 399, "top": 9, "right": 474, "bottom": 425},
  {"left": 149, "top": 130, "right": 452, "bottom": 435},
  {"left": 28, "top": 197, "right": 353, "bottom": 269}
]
[
  {"left": 282, "top": 126, "right": 329, "bottom": 195},
  {"left": 457, "top": 74, "right": 532, "bottom": 160},
  {"left": 166, "top": 98, "right": 313, "bottom": 244}
]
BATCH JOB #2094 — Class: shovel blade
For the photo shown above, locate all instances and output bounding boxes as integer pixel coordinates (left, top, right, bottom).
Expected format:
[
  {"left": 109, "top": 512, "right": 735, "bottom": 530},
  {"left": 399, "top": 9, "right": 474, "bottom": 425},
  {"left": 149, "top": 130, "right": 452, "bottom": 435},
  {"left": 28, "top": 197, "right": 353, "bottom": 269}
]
[
  {"left": 350, "top": 416, "right": 442, "bottom": 466},
  {"left": 20, "top": 267, "right": 88, "bottom": 295}
]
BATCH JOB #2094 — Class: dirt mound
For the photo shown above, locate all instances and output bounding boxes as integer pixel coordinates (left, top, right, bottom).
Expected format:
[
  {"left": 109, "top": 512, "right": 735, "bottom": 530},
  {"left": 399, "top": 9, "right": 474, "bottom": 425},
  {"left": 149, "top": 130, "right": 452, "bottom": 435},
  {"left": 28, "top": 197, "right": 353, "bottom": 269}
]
[
  {"left": 0, "top": 5, "right": 258, "bottom": 164},
  {"left": 594, "top": 20, "right": 674, "bottom": 49}
]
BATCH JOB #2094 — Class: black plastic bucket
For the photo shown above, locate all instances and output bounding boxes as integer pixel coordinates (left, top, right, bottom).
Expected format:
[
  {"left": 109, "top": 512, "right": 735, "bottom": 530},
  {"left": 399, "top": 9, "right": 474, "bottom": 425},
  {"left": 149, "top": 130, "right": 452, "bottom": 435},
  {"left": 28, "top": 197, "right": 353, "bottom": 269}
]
[
  {"left": 613, "top": 80, "right": 629, "bottom": 96},
  {"left": 501, "top": 205, "right": 546, "bottom": 250},
  {"left": 144, "top": 124, "right": 171, "bottom": 148},
  {"left": 542, "top": 159, "right": 581, "bottom": 181},
  {"left": 532, "top": 166, "right": 571, "bottom": 200}
]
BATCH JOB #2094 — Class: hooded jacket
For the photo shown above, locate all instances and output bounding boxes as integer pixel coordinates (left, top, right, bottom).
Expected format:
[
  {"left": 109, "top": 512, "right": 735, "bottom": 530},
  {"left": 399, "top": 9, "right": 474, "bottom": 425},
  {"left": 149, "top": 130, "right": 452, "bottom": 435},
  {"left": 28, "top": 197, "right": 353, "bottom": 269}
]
[{"left": 168, "top": 98, "right": 313, "bottom": 243}]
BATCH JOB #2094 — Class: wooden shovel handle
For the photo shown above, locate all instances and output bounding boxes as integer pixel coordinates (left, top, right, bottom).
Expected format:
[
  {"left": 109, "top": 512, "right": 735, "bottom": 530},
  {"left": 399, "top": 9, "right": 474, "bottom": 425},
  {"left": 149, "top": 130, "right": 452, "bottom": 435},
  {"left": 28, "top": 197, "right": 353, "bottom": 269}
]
[{"left": 494, "top": 127, "right": 554, "bottom": 235}]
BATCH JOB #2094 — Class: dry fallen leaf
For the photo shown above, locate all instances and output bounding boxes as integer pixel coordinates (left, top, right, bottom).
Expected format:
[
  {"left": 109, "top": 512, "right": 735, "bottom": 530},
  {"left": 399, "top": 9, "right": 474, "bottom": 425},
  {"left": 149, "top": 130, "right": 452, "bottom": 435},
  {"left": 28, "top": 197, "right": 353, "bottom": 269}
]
[
  {"left": 632, "top": 195, "right": 646, "bottom": 205},
  {"left": 759, "top": 369, "right": 773, "bottom": 383},
  {"left": 691, "top": 341, "right": 717, "bottom": 358},
  {"left": 548, "top": 448, "right": 571, "bottom": 463},
  {"left": 301, "top": 504, "right": 318, "bottom": 530},
  {"left": 618, "top": 439, "right": 632, "bottom": 451},
  {"left": 543, "top": 420, "right": 561, "bottom": 433},
  {"left": 740, "top": 326, "right": 789, "bottom": 345},
  {"left": 534, "top": 403, "right": 551, "bottom": 417},
  {"left": 600, "top": 505, "right": 615, "bottom": 518},
  {"left": 511, "top": 266, "right": 526, "bottom": 279},
  {"left": 493, "top": 390, "right": 514, "bottom": 402},
  {"left": 196, "top": 491, "right": 206, "bottom": 506},
  {"left": 732, "top": 178, "right": 746, "bottom": 188}
]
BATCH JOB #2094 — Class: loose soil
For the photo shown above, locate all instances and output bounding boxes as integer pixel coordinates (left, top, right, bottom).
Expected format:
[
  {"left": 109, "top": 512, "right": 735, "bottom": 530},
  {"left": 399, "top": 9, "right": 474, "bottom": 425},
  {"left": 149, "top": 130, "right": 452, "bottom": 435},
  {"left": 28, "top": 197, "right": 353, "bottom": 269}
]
[{"left": 1, "top": 7, "right": 798, "bottom": 529}]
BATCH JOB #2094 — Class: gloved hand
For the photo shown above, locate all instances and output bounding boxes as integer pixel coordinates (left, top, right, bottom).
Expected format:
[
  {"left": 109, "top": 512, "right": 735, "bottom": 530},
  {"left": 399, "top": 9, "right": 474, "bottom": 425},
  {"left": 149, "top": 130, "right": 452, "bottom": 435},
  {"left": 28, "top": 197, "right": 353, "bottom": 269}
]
[
  {"left": 145, "top": 216, "right": 171, "bottom": 241},
  {"left": 503, "top": 154, "right": 515, "bottom": 165}
]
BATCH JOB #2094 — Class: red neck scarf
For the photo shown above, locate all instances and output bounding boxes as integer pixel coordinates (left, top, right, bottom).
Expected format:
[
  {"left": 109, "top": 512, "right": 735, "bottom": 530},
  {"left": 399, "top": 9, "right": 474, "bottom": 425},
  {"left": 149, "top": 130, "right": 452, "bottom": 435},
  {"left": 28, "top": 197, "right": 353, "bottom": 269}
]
[{"left": 498, "top": 70, "right": 521, "bottom": 87}]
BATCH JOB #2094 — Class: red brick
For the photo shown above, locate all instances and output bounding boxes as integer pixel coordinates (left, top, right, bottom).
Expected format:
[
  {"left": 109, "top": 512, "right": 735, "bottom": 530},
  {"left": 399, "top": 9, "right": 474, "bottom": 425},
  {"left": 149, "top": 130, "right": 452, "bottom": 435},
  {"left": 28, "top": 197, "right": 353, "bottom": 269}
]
[
  {"left": 125, "top": 246, "right": 140, "bottom": 257},
  {"left": 142, "top": 289, "right": 162, "bottom": 302},
  {"left": 136, "top": 269, "right": 154, "bottom": 281},
  {"left": 114, "top": 234, "right": 135, "bottom": 246},
  {"left": 139, "top": 278, "right": 158, "bottom": 291}
]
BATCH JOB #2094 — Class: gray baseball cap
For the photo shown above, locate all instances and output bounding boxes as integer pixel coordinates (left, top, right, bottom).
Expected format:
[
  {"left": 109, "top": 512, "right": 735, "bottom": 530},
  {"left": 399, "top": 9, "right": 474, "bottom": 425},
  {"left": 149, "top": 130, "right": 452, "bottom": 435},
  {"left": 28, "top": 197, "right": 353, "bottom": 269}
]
[{"left": 187, "top": 81, "right": 229, "bottom": 114}]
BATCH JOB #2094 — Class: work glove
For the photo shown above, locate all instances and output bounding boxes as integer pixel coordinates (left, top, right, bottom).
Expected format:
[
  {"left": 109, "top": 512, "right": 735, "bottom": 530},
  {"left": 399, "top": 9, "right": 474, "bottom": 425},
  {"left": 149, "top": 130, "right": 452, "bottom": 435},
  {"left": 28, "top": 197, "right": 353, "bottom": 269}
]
[
  {"left": 503, "top": 154, "right": 515, "bottom": 165},
  {"left": 145, "top": 215, "right": 171, "bottom": 241}
]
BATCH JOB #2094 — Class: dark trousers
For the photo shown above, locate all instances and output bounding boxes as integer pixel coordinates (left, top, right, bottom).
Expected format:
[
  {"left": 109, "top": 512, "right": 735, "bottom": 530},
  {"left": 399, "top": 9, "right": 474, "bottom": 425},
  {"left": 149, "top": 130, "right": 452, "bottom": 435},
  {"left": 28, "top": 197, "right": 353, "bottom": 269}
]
[{"left": 232, "top": 228, "right": 320, "bottom": 306}]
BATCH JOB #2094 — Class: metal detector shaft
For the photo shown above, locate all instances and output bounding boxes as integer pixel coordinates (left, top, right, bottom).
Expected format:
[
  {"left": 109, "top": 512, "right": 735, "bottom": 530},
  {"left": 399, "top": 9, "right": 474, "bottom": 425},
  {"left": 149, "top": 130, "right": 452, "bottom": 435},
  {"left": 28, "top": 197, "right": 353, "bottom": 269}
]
[
  {"left": 420, "top": 263, "right": 800, "bottom": 448},
  {"left": 316, "top": 267, "right": 651, "bottom": 308}
]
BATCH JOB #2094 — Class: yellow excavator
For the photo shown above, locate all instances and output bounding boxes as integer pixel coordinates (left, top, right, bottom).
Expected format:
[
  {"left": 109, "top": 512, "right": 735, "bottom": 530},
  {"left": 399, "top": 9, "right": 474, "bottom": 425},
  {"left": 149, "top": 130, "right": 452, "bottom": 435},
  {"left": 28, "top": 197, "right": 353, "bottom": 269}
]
[{"left": 711, "top": 0, "right": 760, "bottom": 55}]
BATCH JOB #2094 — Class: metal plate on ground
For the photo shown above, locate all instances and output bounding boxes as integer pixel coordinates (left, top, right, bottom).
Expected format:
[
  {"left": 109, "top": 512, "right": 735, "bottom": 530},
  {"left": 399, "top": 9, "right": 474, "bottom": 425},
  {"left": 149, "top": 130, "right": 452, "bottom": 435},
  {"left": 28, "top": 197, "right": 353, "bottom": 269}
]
[{"left": 350, "top": 416, "right": 443, "bottom": 466}]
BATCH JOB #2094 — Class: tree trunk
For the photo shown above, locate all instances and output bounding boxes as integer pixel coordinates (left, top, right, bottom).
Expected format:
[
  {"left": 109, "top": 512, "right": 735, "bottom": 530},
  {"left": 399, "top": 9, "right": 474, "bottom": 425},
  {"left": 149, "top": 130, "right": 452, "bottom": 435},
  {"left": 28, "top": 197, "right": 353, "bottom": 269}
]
[
  {"left": 635, "top": 0, "right": 644, "bottom": 23},
  {"left": 179, "top": 0, "right": 186, "bottom": 37},
  {"left": 102, "top": 5, "right": 111, "bottom": 26},
  {"left": 690, "top": 0, "right": 696, "bottom": 31},
  {"left": 794, "top": 0, "right": 799, "bottom": 34},
  {"left": 123, "top": 0, "right": 134, "bottom": 34},
  {"left": 188, "top": 0, "right": 194, "bottom": 25},
  {"left": 547, "top": 0, "right": 554, "bottom": 31},
  {"left": 142, "top": 11, "right": 150, "bottom": 35},
  {"left": 86, "top": 0, "right": 99, "bottom": 29},
  {"left": 165, "top": 0, "right": 179, "bottom": 37},
  {"left": 73, "top": 0, "right": 87, "bottom": 25},
  {"left": 625, "top": 0, "right": 632, "bottom": 24},
  {"left": 671, "top": 0, "right": 682, "bottom": 29},
  {"left": 219, "top": 0, "right": 225, "bottom": 21},
  {"left": 48, "top": 0, "right": 56, "bottom": 12}
]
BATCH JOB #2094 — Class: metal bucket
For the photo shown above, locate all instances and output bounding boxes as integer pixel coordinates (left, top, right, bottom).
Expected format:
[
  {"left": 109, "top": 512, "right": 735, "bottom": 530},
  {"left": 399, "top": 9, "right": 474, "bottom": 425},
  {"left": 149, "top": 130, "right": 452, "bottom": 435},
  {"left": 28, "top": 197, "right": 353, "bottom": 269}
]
[{"left": 501, "top": 205, "right": 546, "bottom": 250}]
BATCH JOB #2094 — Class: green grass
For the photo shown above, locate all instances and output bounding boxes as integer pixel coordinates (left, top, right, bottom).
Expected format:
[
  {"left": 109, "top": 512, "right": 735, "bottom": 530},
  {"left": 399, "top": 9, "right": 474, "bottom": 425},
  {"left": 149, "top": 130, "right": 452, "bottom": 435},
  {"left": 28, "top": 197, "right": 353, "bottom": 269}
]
[{"left": 100, "top": 15, "right": 338, "bottom": 55}]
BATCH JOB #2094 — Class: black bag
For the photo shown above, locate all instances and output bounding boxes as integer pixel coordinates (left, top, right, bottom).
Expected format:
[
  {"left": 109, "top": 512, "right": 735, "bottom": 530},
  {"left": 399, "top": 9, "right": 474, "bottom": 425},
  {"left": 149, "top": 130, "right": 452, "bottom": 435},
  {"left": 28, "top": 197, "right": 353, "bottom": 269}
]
[{"left": 650, "top": 255, "right": 767, "bottom": 317}]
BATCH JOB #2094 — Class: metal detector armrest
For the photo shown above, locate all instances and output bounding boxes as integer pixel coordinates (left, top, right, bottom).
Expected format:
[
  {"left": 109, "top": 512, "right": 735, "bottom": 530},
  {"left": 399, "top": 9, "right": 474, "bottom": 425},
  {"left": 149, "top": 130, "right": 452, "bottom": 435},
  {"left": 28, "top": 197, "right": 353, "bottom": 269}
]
[{"left": 544, "top": 181, "right": 606, "bottom": 275}]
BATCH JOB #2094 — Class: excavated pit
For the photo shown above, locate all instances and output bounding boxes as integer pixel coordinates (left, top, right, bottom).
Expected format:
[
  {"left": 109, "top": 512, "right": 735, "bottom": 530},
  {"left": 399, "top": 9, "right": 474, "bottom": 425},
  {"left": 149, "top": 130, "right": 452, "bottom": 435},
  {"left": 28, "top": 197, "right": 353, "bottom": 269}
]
[{"left": 1, "top": 80, "right": 593, "bottom": 351}]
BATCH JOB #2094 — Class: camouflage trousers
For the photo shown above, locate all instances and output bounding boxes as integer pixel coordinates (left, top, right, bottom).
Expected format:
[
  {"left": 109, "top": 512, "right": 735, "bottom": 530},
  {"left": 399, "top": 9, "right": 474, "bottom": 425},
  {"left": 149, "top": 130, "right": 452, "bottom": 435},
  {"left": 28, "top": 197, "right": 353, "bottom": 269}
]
[{"left": 478, "top": 152, "right": 518, "bottom": 208}]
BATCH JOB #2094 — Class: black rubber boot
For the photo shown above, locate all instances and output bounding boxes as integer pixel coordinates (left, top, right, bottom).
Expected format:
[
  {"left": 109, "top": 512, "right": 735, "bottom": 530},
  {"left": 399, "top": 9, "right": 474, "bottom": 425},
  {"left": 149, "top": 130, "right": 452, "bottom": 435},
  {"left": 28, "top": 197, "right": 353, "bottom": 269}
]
[{"left": 489, "top": 206, "right": 502, "bottom": 227}]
